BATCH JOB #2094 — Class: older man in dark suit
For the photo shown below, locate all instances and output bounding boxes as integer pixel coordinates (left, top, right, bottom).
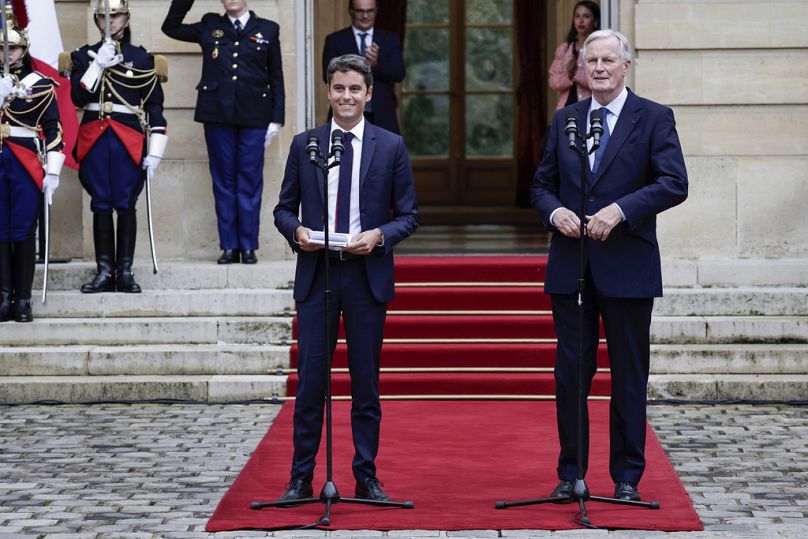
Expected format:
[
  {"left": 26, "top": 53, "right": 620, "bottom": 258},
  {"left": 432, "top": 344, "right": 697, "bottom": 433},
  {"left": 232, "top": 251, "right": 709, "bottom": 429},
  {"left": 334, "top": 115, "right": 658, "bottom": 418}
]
[
  {"left": 531, "top": 29, "right": 688, "bottom": 503},
  {"left": 274, "top": 54, "right": 418, "bottom": 503},
  {"left": 322, "top": 0, "right": 405, "bottom": 134}
]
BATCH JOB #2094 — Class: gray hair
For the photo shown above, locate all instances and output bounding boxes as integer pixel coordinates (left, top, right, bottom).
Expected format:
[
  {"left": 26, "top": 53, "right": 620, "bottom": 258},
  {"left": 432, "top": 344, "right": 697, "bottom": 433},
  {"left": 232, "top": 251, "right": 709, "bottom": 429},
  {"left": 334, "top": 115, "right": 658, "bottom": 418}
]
[
  {"left": 582, "top": 29, "right": 632, "bottom": 62},
  {"left": 326, "top": 54, "right": 374, "bottom": 89}
]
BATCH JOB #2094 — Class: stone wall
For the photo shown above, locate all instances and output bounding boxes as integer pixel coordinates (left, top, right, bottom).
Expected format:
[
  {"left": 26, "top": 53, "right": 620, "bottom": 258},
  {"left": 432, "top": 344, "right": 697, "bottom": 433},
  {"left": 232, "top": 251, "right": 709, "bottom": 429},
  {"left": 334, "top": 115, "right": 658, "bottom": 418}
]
[{"left": 630, "top": 0, "right": 808, "bottom": 260}]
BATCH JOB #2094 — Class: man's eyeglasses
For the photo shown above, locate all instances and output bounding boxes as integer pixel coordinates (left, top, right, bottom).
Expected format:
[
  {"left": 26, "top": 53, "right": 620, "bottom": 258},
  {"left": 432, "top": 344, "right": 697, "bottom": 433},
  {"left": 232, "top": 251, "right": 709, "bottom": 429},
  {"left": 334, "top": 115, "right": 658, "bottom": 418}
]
[{"left": 350, "top": 8, "right": 378, "bottom": 16}]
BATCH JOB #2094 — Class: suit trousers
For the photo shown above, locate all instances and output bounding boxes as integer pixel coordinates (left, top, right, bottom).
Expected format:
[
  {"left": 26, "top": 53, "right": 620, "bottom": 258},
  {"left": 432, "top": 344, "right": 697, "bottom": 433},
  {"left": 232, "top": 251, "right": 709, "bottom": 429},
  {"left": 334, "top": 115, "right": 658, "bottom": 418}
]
[
  {"left": 203, "top": 123, "right": 265, "bottom": 251},
  {"left": 551, "top": 265, "right": 653, "bottom": 485},
  {"left": 291, "top": 254, "right": 387, "bottom": 484}
]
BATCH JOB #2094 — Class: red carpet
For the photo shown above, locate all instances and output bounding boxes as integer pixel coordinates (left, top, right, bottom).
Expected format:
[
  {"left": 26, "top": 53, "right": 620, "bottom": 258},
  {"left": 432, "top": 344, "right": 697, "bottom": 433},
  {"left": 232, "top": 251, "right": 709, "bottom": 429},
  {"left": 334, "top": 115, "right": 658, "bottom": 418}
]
[
  {"left": 206, "top": 401, "right": 702, "bottom": 532},
  {"left": 287, "top": 255, "right": 613, "bottom": 398}
]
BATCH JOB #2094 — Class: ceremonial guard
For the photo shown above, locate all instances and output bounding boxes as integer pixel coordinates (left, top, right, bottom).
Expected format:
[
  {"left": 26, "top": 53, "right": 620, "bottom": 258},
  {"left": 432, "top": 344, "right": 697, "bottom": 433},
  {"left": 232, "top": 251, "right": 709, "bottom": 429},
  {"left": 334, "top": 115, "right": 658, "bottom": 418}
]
[
  {"left": 0, "top": 10, "right": 64, "bottom": 322},
  {"left": 65, "top": 0, "right": 167, "bottom": 293},
  {"left": 162, "top": 0, "right": 285, "bottom": 264}
]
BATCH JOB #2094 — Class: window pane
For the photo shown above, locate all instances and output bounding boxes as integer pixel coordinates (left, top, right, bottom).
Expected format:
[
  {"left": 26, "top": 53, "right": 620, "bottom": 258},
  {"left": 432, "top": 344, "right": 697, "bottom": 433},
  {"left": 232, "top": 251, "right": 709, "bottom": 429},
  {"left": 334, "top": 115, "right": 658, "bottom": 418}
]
[
  {"left": 466, "top": 94, "right": 512, "bottom": 157},
  {"left": 465, "top": 28, "right": 512, "bottom": 92},
  {"left": 403, "top": 95, "right": 450, "bottom": 157},
  {"left": 404, "top": 28, "right": 450, "bottom": 92},
  {"left": 466, "top": 0, "right": 512, "bottom": 24},
  {"left": 407, "top": 0, "right": 450, "bottom": 24}
]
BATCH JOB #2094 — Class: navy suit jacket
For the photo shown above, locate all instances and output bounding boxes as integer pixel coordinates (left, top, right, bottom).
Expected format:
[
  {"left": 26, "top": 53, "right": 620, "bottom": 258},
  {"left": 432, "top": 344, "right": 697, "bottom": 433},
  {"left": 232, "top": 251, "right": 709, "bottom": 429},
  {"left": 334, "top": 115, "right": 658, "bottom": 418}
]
[
  {"left": 162, "top": 1, "right": 285, "bottom": 128},
  {"left": 274, "top": 122, "right": 419, "bottom": 303},
  {"left": 322, "top": 27, "right": 405, "bottom": 134},
  {"left": 531, "top": 90, "right": 688, "bottom": 298}
]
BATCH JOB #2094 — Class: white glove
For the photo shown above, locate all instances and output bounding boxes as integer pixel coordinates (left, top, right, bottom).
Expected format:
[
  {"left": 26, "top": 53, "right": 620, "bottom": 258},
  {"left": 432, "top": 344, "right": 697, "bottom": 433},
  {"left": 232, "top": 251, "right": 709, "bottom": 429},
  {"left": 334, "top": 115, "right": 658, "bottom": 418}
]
[
  {"left": 0, "top": 75, "right": 15, "bottom": 101},
  {"left": 264, "top": 122, "right": 282, "bottom": 147},
  {"left": 142, "top": 133, "right": 168, "bottom": 175},
  {"left": 88, "top": 40, "right": 123, "bottom": 68},
  {"left": 43, "top": 174, "right": 59, "bottom": 205},
  {"left": 142, "top": 155, "right": 161, "bottom": 175}
]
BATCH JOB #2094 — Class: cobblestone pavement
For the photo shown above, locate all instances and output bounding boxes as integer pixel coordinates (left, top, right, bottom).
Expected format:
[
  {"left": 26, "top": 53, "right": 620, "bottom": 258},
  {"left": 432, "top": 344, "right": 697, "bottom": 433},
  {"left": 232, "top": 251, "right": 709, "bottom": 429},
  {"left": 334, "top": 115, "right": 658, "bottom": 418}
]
[{"left": 0, "top": 402, "right": 805, "bottom": 538}]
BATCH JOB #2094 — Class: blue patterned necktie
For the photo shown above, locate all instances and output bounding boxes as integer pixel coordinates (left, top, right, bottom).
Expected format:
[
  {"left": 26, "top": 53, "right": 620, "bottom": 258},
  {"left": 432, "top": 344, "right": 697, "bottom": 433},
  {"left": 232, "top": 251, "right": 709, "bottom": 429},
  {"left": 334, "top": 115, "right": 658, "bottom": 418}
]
[
  {"left": 335, "top": 132, "right": 355, "bottom": 233},
  {"left": 358, "top": 32, "right": 368, "bottom": 55},
  {"left": 592, "top": 108, "right": 611, "bottom": 174},
  {"left": 234, "top": 19, "right": 242, "bottom": 34}
]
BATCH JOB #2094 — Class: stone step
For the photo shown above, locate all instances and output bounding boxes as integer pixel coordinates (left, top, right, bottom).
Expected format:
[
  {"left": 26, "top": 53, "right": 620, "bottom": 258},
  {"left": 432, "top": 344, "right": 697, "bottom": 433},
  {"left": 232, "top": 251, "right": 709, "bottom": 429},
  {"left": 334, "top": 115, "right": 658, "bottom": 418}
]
[
  {"left": 2, "top": 343, "right": 803, "bottom": 377},
  {"left": 654, "top": 288, "right": 808, "bottom": 316},
  {"left": 30, "top": 289, "right": 294, "bottom": 318},
  {"left": 0, "top": 373, "right": 804, "bottom": 404},
  {"left": 0, "top": 317, "right": 292, "bottom": 345},
  {"left": 0, "top": 344, "right": 289, "bottom": 376},
  {"left": 2, "top": 315, "right": 805, "bottom": 346},
  {"left": 0, "top": 375, "right": 286, "bottom": 404},
  {"left": 650, "top": 316, "right": 808, "bottom": 344},
  {"left": 647, "top": 374, "right": 808, "bottom": 401},
  {"left": 650, "top": 344, "right": 808, "bottom": 374},
  {"left": 35, "top": 261, "right": 296, "bottom": 291}
]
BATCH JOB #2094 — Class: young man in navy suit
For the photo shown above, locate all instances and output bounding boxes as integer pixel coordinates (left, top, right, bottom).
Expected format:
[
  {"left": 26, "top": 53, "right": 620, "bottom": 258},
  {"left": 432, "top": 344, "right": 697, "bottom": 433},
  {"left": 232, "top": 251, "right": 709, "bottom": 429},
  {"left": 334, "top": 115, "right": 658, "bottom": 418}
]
[
  {"left": 531, "top": 30, "right": 688, "bottom": 502},
  {"left": 274, "top": 54, "right": 419, "bottom": 503},
  {"left": 322, "top": 0, "right": 406, "bottom": 134}
]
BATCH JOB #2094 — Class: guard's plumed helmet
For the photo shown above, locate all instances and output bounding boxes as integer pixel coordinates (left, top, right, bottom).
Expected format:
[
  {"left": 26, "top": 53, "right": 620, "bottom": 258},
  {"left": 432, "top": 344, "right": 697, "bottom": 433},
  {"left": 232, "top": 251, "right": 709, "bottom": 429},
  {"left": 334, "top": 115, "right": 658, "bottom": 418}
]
[
  {"left": 2, "top": 26, "right": 29, "bottom": 49},
  {"left": 93, "top": 0, "right": 131, "bottom": 16}
]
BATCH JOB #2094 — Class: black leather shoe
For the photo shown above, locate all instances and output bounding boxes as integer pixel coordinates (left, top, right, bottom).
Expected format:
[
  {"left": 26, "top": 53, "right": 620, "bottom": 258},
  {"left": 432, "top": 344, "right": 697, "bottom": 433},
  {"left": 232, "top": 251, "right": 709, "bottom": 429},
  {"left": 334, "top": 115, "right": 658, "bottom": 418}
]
[
  {"left": 550, "top": 480, "right": 575, "bottom": 503},
  {"left": 614, "top": 482, "right": 641, "bottom": 501},
  {"left": 217, "top": 249, "right": 239, "bottom": 264},
  {"left": 355, "top": 477, "right": 390, "bottom": 501},
  {"left": 14, "top": 298, "right": 32, "bottom": 322},
  {"left": 277, "top": 479, "right": 313, "bottom": 506},
  {"left": 241, "top": 250, "right": 257, "bottom": 264}
]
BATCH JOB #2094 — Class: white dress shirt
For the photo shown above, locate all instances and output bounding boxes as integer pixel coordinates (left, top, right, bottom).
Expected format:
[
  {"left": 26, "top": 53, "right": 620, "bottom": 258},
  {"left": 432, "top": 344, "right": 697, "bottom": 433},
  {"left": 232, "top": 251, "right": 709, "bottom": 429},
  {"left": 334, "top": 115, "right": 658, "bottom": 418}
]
[
  {"left": 327, "top": 118, "right": 365, "bottom": 237},
  {"left": 352, "top": 26, "right": 374, "bottom": 54},
  {"left": 228, "top": 11, "right": 251, "bottom": 29}
]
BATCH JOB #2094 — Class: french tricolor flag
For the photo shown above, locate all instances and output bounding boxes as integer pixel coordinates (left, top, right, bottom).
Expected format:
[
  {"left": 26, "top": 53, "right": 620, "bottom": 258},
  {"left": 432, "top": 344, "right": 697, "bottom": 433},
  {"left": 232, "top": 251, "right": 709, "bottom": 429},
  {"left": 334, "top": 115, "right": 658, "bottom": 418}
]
[{"left": 8, "top": 0, "right": 79, "bottom": 169}]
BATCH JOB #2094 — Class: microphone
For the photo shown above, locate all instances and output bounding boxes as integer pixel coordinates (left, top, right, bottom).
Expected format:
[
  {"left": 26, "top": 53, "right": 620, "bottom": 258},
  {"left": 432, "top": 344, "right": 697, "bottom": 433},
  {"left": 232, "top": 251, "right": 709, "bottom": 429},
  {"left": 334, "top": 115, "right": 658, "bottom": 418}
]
[
  {"left": 330, "top": 129, "right": 345, "bottom": 165},
  {"left": 306, "top": 133, "right": 320, "bottom": 164},
  {"left": 589, "top": 108, "right": 603, "bottom": 152},
  {"left": 564, "top": 114, "right": 578, "bottom": 150}
]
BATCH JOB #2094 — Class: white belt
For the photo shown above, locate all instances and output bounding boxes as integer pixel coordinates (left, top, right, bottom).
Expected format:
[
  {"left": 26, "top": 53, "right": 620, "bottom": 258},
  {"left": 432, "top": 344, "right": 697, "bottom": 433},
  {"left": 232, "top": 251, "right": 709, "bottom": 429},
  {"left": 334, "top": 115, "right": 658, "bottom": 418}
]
[
  {"left": 85, "top": 103, "right": 140, "bottom": 115},
  {"left": 1, "top": 125, "right": 38, "bottom": 138}
]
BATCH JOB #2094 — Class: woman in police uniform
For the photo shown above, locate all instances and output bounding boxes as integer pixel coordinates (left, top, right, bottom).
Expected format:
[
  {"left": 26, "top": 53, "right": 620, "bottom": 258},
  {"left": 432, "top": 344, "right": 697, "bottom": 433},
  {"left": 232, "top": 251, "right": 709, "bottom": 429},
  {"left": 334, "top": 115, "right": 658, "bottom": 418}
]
[
  {"left": 0, "top": 18, "right": 64, "bottom": 322},
  {"left": 69, "top": 0, "right": 167, "bottom": 293}
]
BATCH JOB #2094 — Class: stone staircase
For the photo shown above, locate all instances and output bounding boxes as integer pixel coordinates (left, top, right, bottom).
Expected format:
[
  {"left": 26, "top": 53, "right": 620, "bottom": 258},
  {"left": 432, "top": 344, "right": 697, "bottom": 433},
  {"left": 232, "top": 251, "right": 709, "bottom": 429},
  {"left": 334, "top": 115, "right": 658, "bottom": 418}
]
[{"left": 0, "top": 259, "right": 806, "bottom": 403}]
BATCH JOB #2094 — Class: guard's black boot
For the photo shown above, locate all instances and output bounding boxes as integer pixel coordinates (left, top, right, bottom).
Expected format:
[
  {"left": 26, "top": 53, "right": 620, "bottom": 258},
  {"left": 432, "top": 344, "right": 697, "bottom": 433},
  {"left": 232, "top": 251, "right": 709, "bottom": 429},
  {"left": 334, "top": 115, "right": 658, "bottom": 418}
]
[
  {"left": 115, "top": 211, "right": 141, "bottom": 293},
  {"left": 0, "top": 242, "right": 13, "bottom": 322},
  {"left": 12, "top": 236, "right": 36, "bottom": 322},
  {"left": 81, "top": 213, "right": 116, "bottom": 293}
]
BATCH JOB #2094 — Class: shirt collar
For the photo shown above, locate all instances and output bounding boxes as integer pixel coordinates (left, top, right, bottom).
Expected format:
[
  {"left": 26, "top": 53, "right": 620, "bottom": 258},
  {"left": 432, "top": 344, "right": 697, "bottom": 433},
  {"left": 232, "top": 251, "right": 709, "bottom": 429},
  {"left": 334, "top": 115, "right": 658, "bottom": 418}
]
[
  {"left": 590, "top": 87, "right": 629, "bottom": 118},
  {"left": 228, "top": 12, "right": 251, "bottom": 28},
  {"left": 330, "top": 117, "right": 365, "bottom": 144},
  {"left": 352, "top": 26, "right": 374, "bottom": 38}
]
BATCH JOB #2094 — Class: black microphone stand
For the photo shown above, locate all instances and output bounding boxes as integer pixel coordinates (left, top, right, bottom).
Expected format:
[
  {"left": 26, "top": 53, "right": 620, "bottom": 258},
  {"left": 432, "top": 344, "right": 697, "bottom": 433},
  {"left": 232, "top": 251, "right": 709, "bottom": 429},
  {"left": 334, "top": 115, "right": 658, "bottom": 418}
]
[
  {"left": 495, "top": 116, "right": 660, "bottom": 527},
  {"left": 250, "top": 132, "right": 413, "bottom": 528}
]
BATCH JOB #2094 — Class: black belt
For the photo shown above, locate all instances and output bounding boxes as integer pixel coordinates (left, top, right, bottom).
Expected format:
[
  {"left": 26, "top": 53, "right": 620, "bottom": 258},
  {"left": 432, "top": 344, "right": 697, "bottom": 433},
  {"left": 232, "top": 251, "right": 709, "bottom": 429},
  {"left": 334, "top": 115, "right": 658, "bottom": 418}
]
[{"left": 327, "top": 250, "right": 360, "bottom": 261}]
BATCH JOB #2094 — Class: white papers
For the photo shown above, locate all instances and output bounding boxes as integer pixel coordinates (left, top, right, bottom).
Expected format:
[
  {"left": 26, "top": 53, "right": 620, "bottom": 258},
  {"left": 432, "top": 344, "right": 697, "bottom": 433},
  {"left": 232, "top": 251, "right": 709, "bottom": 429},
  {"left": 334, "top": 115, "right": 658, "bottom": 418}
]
[{"left": 309, "top": 230, "right": 352, "bottom": 250}]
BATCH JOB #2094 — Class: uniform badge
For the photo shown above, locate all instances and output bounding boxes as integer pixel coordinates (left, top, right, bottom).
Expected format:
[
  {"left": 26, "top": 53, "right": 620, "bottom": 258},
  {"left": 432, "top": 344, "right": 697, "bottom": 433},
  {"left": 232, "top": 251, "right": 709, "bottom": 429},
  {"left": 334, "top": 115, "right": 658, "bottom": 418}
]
[{"left": 212, "top": 29, "right": 224, "bottom": 38}]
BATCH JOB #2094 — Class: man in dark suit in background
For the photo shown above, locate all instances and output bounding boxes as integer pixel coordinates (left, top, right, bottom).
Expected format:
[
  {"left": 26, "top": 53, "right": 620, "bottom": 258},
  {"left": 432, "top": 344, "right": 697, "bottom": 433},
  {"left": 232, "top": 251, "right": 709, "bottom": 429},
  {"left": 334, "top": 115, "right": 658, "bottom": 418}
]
[
  {"left": 274, "top": 54, "right": 418, "bottom": 502},
  {"left": 531, "top": 29, "right": 688, "bottom": 502},
  {"left": 162, "top": 0, "right": 285, "bottom": 265},
  {"left": 322, "top": 0, "right": 405, "bottom": 134}
]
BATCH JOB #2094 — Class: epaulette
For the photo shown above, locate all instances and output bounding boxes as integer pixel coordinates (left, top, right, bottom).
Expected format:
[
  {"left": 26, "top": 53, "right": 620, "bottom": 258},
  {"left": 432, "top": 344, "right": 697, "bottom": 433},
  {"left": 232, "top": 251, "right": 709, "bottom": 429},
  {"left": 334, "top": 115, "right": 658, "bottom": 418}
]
[
  {"left": 154, "top": 54, "right": 168, "bottom": 83},
  {"left": 32, "top": 71, "right": 59, "bottom": 87},
  {"left": 58, "top": 51, "right": 73, "bottom": 75}
]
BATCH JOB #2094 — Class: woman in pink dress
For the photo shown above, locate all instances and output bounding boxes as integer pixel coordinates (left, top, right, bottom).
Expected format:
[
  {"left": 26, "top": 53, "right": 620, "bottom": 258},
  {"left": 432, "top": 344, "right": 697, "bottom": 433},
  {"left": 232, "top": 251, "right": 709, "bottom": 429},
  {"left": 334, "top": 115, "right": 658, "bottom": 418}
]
[{"left": 548, "top": 1, "right": 600, "bottom": 110}]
